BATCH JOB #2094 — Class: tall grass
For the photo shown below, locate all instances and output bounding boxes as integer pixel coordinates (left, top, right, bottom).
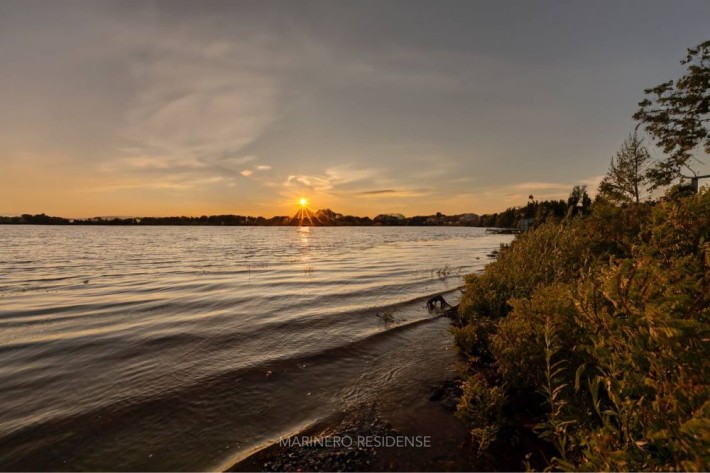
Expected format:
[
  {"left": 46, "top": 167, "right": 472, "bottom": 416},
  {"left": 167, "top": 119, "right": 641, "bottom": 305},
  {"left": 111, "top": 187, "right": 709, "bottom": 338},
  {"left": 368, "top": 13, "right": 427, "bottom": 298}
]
[{"left": 453, "top": 190, "right": 709, "bottom": 471}]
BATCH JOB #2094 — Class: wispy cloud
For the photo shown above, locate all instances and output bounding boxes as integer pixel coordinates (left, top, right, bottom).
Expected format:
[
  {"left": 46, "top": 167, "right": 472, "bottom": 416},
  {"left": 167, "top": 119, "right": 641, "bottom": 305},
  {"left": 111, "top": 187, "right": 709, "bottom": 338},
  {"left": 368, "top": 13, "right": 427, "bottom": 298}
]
[
  {"left": 220, "top": 156, "right": 258, "bottom": 167},
  {"left": 581, "top": 175, "right": 605, "bottom": 195},
  {"left": 283, "top": 165, "right": 380, "bottom": 193},
  {"left": 82, "top": 176, "right": 225, "bottom": 193},
  {"left": 119, "top": 29, "right": 283, "bottom": 164},
  {"left": 359, "top": 189, "right": 398, "bottom": 195},
  {"left": 356, "top": 189, "right": 430, "bottom": 198},
  {"left": 102, "top": 156, "right": 208, "bottom": 172},
  {"left": 512, "top": 182, "right": 572, "bottom": 191}
]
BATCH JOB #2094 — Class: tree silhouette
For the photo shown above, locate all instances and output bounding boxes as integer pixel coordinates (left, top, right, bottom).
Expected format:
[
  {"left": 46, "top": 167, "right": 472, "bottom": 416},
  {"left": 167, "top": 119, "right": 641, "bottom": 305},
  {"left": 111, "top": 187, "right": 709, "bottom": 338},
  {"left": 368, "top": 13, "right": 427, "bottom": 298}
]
[
  {"left": 634, "top": 41, "right": 710, "bottom": 187},
  {"left": 567, "top": 185, "right": 591, "bottom": 215},
  {"left": 599, "top": 131, "right": 652, "bottom": 204}
]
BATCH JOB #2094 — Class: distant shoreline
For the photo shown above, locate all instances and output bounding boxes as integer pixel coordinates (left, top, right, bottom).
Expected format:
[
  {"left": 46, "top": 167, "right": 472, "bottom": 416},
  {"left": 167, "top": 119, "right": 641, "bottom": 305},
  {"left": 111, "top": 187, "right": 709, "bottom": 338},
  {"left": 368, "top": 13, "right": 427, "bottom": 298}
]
[
  {"left": 3, "top": 198, "right": 572, "bottom": 228},
  {"left": 0, "top": 213, "right": 485, "bottom": 227},
  {"left": 0, "top": 222, "right": 486, "bottom": 227}
]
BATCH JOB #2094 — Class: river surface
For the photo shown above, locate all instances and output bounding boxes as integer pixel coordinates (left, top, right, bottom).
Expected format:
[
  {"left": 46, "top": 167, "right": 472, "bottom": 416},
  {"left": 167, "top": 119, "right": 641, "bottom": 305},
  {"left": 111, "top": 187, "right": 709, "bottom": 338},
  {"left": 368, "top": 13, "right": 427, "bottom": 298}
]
[{"left": 0, "top": 226, "right": 512, "bottom": 471}]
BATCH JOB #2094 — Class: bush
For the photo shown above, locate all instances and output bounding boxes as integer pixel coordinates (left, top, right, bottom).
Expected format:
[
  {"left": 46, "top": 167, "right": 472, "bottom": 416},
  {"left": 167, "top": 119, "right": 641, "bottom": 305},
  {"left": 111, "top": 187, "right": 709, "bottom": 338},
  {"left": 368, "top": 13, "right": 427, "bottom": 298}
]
[
  {"left": 454, "top": 190, "right": 710, "bottom": 471},
  {"left": 492, "top": 284, "right": 581, "bottom": 391},
  {"left": 451, "top": 322, "right": 495, "bottom": 359},
  {"left": 456, "top": 373, "right": 505, "bottom": 456}
]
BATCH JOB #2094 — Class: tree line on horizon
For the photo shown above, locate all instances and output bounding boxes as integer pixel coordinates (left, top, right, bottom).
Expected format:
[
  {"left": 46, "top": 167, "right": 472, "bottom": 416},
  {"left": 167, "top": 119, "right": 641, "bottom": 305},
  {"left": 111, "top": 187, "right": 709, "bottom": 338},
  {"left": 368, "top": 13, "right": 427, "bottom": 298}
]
[{"left": 0, "top": 196, "right": 585, "bottom": 228}]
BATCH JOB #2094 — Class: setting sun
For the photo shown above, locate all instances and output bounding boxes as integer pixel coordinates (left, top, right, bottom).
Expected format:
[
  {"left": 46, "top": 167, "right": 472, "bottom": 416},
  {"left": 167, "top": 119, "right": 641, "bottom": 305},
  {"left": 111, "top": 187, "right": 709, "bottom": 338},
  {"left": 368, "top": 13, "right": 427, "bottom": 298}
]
[{"left": 298, "top": 197, "right": 309, "bottom": 207}]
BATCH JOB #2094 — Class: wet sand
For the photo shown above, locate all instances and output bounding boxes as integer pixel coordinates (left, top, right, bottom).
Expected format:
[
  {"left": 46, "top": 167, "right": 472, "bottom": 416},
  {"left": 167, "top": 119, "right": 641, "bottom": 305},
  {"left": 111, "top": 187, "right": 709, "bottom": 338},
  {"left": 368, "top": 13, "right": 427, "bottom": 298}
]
[{"left": 226, "top": 312, "right": 476, "bottom": 472}]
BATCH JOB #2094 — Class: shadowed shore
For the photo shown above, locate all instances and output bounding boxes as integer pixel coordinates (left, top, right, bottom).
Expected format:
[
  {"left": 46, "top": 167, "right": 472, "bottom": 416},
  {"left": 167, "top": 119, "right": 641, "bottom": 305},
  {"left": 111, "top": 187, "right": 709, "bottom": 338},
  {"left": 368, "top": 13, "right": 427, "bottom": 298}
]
[
  {"left": 227, "top": 301, "right": 550, "bottom": 472},
  {"left": 228, "top": 387, "right": 472, "bottom": 472}
]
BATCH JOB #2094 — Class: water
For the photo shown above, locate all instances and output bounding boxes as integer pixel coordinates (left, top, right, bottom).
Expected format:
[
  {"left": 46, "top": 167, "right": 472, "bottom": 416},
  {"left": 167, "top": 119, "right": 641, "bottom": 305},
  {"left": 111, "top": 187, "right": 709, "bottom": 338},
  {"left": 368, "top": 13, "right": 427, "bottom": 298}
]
[{"left": 0, "top": 226, "right": 512, "bottom": 471}]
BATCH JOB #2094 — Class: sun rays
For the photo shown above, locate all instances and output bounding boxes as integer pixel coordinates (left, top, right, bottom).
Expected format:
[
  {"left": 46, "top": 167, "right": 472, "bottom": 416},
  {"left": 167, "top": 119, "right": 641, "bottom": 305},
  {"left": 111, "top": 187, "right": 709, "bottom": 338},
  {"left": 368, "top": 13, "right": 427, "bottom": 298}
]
[{"left": 293, "top": 196, "right": 323, "bottom": 226}]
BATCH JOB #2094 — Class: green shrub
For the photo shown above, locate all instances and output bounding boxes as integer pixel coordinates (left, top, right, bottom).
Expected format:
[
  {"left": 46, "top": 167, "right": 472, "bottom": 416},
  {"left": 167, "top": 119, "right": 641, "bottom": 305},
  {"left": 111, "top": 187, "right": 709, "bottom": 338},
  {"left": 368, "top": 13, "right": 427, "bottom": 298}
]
[
  {"left": 451, "top": 322, "right": 495, "bottom": 359},
  {"left": 567, "top": 193, "right": 710, "bottom": 470},
  {"left": 454, "top": 190, "right": 710, "bottom": 471},
  {"left": 458, "top": 209, "right": 637, "bottom": 322},
  {"left": 456, "top": 373, "right": 506, "bottom": 456},
  {"left": 491, "top": 284, "right": 581, "bottom": 391}
]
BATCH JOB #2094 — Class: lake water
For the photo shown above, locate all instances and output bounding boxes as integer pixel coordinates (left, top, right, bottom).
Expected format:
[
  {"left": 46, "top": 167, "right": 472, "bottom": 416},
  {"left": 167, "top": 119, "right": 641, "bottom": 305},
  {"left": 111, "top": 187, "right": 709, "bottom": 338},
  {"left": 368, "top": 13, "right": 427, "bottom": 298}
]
[{"left": 0, "top": 226, "right": 512, "bottom": 471}]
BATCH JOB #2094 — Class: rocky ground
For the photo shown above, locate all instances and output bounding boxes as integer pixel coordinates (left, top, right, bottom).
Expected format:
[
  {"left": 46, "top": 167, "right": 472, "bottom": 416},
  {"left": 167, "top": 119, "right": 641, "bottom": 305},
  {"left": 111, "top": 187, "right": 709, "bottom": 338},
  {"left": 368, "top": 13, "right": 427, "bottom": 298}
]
[{"left": 230, "top": 378, "right": 468, "bottom": 472}]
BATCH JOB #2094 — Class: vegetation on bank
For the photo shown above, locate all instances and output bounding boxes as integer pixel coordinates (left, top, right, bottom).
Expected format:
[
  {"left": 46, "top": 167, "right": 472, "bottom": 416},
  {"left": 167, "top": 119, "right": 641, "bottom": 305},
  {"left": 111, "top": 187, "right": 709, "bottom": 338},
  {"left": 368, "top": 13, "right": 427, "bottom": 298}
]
[
  {"left": 454, "top": 190, "right": 709, "bottom": 470},
  {"left": 453, "top": 41, "right": 709, "bottom": 471}
]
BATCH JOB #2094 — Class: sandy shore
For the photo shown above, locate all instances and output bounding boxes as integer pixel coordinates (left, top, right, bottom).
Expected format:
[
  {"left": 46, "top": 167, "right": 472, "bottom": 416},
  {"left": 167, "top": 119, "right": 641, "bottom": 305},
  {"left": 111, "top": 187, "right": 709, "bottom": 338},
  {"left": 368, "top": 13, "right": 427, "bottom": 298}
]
[
  {"left": 224, "top": 309, "right": 554, "bottom": 473},
  {"left": 228, "top": 378, "right": 471, "bottom": 472}
]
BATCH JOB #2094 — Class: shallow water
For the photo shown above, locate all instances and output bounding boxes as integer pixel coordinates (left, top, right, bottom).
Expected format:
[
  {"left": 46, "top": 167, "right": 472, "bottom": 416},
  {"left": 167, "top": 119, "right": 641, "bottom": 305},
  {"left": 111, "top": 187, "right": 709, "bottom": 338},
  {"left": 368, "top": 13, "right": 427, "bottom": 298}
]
[{"left": 0, "top": 226, "right": 512, "bottom": 470}]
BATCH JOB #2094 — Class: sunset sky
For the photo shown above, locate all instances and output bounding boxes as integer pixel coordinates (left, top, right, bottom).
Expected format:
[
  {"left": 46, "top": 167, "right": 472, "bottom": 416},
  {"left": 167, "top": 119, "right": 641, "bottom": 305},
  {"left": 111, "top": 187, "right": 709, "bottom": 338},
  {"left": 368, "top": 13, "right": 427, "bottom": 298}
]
[{"left": 1, "top": 0, "right": 709, "bottom": 218}]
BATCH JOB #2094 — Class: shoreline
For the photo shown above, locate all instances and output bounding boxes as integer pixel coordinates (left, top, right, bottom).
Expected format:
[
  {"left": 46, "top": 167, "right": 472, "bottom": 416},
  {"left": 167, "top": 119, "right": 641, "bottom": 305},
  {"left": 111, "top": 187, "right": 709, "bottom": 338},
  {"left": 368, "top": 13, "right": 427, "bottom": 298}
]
[
  {"left": 221, "top": 304, "right": 475, "bottom": 472},
  {"left": 222, "top": 289, "right": 564, "bottom": 473},
  {"left": 227, "top": 380, "right": 471, "bottom": 472},
  {"left": 226, "top": 366, "right": 550, "bottom": 472},
  {"left": 225, "top": 308, "right": 547, "bottom": 472}
]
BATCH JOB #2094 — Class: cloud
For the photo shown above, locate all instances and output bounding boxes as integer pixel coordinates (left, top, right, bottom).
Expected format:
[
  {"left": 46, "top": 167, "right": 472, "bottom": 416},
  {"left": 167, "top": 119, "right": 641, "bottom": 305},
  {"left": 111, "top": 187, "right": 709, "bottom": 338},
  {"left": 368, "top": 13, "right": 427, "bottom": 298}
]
[
  {"left": 283, "top": 165, "right": 380, "bottom": 193},
  {"left": 357, "top": 189, "right": 431, "bottom": 198},
  {"left": 221, "top": 156, "right": 258, "bottom": 166},
  {"left": 104, "top": 156, "right": 207, "bottom": 172},
  {"left": 83, "top": 175, "right": 224, "bottom": 193},
  {"left": 285, "top": 175, "right": 332, "bottom": 191},
  {"left": 473, "top": 175, "right": 606, "bottom": 207},
  {"left": 581, "top": 175, "right": 606, "bottom": 196},
  {"left": 512, "top": 182, "right": 572, "bottom": 191},
  {"left": 359, "top": 189, "right": 398, "bottom": 195},
  {"left": 94, "top": 18, "right": 303, "bottom": 179},
  {"left": 239, "top": 164, "right": 271, "bottom": 178}
]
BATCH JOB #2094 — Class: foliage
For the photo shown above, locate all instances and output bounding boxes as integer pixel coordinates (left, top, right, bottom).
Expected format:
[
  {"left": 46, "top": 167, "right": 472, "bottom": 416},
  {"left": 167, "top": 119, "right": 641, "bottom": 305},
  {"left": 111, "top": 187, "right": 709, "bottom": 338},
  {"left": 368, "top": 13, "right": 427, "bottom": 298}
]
[
  {"left": 458, "top": 213, "right": 616, "bottom": 321},
  {"left": 634, "top": 41, "right": 710, "bottom": 187},
  {"left": 456, "top": 373, "right": 506, "bottom": 457},
  {"left": 451, "top": 322, "right": 496, "bottom": 359},
  {"left": 454, "top": 190, "right": 710, "bottom": 471},
  {"left": 475, "top": 197, "right": 571, "bottom": 229},
  {"left": 491, "top": 284, "right": 581, "bottom": 391},
  {"left": 599, "top": 131, "right": 653, "bottom": 204}
]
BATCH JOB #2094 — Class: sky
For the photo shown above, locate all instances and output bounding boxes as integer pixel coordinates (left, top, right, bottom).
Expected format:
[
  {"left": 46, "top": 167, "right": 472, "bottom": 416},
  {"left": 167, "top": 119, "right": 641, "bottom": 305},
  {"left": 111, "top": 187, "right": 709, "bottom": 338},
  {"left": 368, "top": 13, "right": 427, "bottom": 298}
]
[{"left": 1, "top": 0, "right": 708, "bottom": 218}]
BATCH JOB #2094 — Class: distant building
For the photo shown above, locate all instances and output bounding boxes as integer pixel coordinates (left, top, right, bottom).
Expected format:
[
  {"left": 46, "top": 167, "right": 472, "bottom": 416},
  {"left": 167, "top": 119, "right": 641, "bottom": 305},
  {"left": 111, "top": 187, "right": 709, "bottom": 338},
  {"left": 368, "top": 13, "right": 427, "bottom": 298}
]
[{"left": 518, "top": 218, "right": 535, "bottom": 232}]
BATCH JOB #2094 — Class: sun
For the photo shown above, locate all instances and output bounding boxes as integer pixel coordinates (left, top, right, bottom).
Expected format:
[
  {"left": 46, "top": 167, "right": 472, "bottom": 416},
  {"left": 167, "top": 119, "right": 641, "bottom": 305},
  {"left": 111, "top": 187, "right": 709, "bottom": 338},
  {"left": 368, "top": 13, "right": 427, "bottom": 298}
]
[{"left": 295, "top": 197, "right": 315, "bottom": 226}]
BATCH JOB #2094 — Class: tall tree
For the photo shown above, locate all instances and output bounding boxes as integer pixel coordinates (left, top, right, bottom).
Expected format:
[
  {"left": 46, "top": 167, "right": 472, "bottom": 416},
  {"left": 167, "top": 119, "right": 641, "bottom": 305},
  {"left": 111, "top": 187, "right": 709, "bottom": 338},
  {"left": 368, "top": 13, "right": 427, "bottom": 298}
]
[
  {"left": 567, "top": 185, "right": 591, "bottom": 215},
  {"left": 633, "top": 41, "right": 710, "bottom": 188},
  {"left": 598, "top": 131, "right": 652, "bottom": 204}
]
